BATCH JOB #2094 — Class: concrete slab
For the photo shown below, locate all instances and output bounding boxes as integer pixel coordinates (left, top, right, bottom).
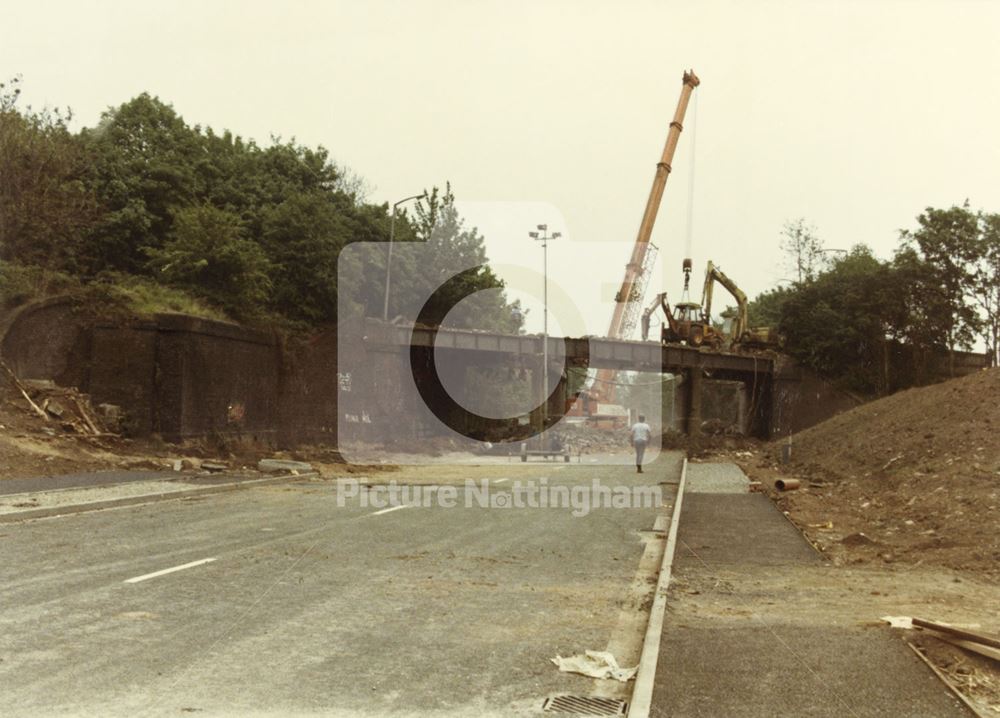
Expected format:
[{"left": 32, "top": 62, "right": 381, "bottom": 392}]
[
  {"left": 684, "top": 462, "right": 750, "bottom": 494},
  {"left": 650, "top": 469, "right": 966, "bottom": 718},
  {"left": 677, "top": 493, "right": 821, "bottom": 568},
  {"left": 652, "top": 624, "right": 966, "bottom": 717}
]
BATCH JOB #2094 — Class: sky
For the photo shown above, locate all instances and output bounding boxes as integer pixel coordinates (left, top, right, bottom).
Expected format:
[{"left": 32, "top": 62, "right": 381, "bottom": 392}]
[{"left": 4, "top": 0, "right": 1000, "bottom": 337}]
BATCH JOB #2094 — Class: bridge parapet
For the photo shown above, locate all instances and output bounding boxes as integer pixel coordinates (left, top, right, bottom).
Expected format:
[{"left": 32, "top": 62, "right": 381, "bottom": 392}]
[{"left": 361, "top": 319, "right": 774, "bottom": 376}]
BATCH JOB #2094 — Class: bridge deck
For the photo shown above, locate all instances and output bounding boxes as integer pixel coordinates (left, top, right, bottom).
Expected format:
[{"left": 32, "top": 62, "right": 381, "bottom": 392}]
[{"left": 363, "top": 320, "right": 773, "bottom": 376}]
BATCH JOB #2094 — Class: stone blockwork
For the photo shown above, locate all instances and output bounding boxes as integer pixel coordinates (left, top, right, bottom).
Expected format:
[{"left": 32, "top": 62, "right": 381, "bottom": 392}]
[{"left": 1, "top": 300, "right": 350, "bottom": 445}]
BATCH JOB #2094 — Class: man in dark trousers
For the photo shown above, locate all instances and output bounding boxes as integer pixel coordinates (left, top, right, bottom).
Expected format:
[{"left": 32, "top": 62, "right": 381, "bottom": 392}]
[{"left": 629, "top": 414, "right": 651, "bottom": 473}]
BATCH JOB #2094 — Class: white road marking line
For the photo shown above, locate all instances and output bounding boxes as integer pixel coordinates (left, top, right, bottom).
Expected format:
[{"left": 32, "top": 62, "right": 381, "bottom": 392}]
[
  {"left": 494, "top": 478, "right": 509, "bottom": 484},
  {"left": 369, "top": 504, "right": 410, "bottom": 516},
  {"left": 124, "top": 557, "right": 217, "bottom": 584}
]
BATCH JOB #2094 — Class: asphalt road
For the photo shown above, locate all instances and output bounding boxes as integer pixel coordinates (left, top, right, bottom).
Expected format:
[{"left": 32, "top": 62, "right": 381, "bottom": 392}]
[
  {"left": 0, "top": 457, "right": 680, "bottom": 717},
  {"left": 0, "top": 470, "right": 179, "bottom": 496}
]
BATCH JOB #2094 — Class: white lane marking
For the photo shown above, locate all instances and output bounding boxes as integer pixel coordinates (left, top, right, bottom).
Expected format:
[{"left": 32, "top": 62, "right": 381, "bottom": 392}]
[
  {"left": 369, "top": 504, "right": 410, "bottom": 516},
  {"left": 124, "top": 557, "right": 217, "bottom": 584},
  {"left": 494, "top": 478, "right": 509, "bottom": 484}
]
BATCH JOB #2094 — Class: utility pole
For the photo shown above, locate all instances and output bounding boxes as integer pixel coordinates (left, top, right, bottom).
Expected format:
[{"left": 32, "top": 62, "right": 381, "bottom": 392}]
[
  {"left": 383, "top": 192, "right": 427, "bottom": 321},
  {"left": 529, "top": 225, "right": 561, "bottom": 431}
]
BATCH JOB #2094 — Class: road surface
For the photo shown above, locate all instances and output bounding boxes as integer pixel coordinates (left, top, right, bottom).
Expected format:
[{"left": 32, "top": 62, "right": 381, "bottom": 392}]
[{"left": 0, "top": 457, "right": 680, "bottom": 716}]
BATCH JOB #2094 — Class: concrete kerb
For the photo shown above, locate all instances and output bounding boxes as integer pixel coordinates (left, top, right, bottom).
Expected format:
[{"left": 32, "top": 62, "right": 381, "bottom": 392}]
[
  {"left": 628, "top": 458, "right": 687, "bottom": 718},
  {"left": 0, "top": 471, "right": 319, "bottom": 523}
]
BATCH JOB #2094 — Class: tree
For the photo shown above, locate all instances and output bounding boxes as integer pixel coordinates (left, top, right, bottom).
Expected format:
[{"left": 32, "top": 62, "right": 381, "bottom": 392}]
[
  {"left": 259, "top": 192, "right": 353, "bottom": 324},
  {"left": 145, "top": 203, "right": 271, "bottom": 317},
  {"left": 780, "top": 218, "right": 826, "bottom": 283},
  {"left": 898, "top": 204, "right": 981, "bottom": 373},
  {"left": 391, "top": 184, "right": 523, "bottom": 333},
  {"left": 972, "top": 212, "right": 1000, "bottom": 366},
  {"left": 779, "top": 246, "right": 903, "bottom": 394},
  {"left": 80, "top": 94, "right": 204, "bottom": 274},
  {"left": 746, "top": 286, "right": 792, "bottom": 328},
  {"left": 0, "top": 77, "right": 96, "bottom": 273}
]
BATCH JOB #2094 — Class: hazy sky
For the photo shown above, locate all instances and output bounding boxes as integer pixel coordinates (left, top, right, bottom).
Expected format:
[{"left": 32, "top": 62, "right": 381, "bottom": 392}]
[{"left": 5, "top": 1, "right": 1000, "bottom": 336}]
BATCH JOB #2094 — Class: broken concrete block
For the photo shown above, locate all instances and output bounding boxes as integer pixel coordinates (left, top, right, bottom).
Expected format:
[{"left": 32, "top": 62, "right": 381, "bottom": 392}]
[
  {"left": 257, "top": 458, "right": 313, "bottom": 474},
  {"left": 201, "top": 461, "right": 228, "bottom": 473},
  {"left": 44, "top": 400, "right": 66, "bottom": 418}
]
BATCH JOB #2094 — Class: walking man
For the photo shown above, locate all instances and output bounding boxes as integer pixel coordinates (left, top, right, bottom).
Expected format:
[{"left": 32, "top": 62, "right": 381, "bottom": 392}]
[{"left": 630, "top": 414, "right": 651, "bottom": 473}]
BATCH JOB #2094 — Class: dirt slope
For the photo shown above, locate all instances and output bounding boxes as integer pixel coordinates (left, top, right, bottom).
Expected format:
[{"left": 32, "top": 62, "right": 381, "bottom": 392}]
[
  {"left": 747, "top": 368, "right": 1000, "bottom": 577},
  {"left": 790, "top": 367, "right": 1000, "bottom": 484}
]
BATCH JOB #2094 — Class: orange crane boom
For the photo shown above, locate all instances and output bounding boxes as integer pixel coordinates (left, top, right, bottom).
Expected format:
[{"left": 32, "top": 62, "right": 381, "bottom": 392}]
[{"left": 592, "top": 69, "right": 700, "bottom": 404}]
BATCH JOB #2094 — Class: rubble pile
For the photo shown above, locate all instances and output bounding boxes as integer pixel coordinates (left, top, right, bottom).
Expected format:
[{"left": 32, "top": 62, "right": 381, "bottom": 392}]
[
  {"left": 1, "top": 360, "right": 120, "bottom": 438},
  {"left": 21, "top": 380, "right": 119, "bottom": 437},
  {"left": 749, "top": 367, "right": 1000, "bottom": 576},
  {"left": 551, "top": 424, "right": 631, "bottom": 454}
]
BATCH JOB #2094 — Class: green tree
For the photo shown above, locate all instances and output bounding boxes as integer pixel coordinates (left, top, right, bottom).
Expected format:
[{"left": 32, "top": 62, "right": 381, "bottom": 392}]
[
  {"left": 80, "top": 94, "right": 203, "bottom": 274},
  {"left": 746, "top": 285, "right": 792, "bottom": 328},
  {"left": 898, "top": 204, "right": 981, "bottom": 373},
  {"left": 779, "top": 246, "right": 902, "bottom": 394},
  {"left": 972, "top": 212, "right": 1000, "bottom": 366},
  {"left": 259, "top": 192, "right": 353, "bottom": 324},
  {"left": 408, "top": 184, "right": 523, "bottom": 333},
  {"left": 0, "top": 77, "right": 96, "bottom": 273},
  {"left": 145, "top": 203, "right": 271, "bottom": 317}
]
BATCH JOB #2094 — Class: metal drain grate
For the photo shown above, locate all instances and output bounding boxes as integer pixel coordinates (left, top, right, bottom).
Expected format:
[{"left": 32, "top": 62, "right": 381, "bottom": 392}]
[{"left": 542, "top": 695, "right": 627, "bottom": 716}]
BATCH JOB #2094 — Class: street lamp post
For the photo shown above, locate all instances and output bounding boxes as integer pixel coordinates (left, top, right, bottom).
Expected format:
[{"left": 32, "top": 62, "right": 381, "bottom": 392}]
[
  {"left": 529, "top": 224, "right": 561, "bottom": 431},
  {"left": 383, "top": 192, "right": 427, "bottom": 321}
]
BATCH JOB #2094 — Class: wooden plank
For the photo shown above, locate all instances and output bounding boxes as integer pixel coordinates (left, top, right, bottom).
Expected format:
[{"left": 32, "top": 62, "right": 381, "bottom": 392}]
[
  {"left": 0, "top": 360, "right": 48, "bottom": 421},
  {"left": 913, "top": 618, "right": 1000, "bottom": 651},
  {"left": 72, "top": 396, "right": 101, "bottom": 435},
  {"left": 932, "top": 634, "right": 1000, "bottom": 663}
]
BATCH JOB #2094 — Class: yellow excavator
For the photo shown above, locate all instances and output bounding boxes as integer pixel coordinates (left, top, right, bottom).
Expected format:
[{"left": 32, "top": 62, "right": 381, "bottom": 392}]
[
  {"left": 641, "top": 260, "right": 780, "bottom": 350},
  {"left": 640, "top": 259, "right": 725, "bottom": 349}
]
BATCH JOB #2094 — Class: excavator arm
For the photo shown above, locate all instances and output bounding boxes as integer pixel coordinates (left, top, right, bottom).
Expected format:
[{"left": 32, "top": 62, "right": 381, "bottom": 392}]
[
  {"left": 640, "top": 292, "right": 676, "bottom": 341},
  {"left": 702, "top": 261, "right": 749, "bottom": 341}
]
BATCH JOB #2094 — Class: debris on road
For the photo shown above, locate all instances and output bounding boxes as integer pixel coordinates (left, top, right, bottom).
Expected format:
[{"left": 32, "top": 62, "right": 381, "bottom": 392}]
[
  {"left": 258, "top": 458, "right": 314, "bottom": 474},
  {"left": 551, "top": 650, "right": 637, "bottom": 682}
]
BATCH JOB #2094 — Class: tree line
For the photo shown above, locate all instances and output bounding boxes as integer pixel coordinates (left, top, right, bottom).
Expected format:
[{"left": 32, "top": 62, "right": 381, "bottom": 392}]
[
  {"left": 749, "top": 210, "right": 1000, "bottom": 394},
  {"left": 0, "top": 77, "right": 522, "bottom": 332}
]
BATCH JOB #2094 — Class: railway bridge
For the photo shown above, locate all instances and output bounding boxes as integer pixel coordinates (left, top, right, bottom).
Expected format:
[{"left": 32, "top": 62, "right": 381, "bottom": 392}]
[{"left": 355, "top": 319, "right": 777, "bottom": 438}]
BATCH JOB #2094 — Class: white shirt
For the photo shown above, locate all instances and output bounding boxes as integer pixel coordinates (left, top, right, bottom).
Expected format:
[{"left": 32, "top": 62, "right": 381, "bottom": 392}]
[{"left": 631, "top": 422, "right": 652, "bottom": 443}]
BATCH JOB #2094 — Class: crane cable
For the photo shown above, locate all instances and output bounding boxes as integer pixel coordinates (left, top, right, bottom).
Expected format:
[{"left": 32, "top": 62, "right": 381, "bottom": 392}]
[{"left": 684, "top": 89, "right": 699, "bottom": 260}]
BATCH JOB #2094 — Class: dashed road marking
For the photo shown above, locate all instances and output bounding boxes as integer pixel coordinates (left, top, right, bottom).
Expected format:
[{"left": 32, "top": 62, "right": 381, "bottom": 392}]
[
  {"left": 369, "top": 504, "right": 410, "bottom": 517},
  {"left": 124, "top": 557, "right": 217, "bottom": 584}
]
